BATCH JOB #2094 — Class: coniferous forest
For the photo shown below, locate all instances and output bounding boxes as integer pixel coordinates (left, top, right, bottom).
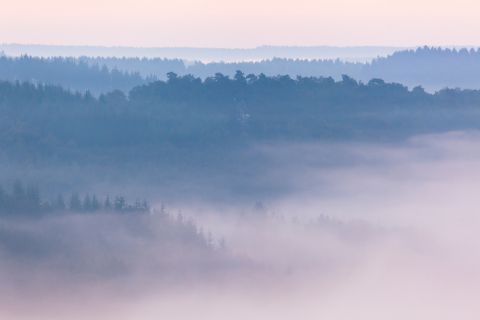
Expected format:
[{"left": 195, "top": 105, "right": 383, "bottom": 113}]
[
  {"left": 0, "top": 181, "right": 149, "bottom": 216},
  {"left": 3, "top": 47, "right": 480, "bottom": 93},
  {"left": 3, "top": 0, "right": 480, "bottom": 318},
  {"left": 1, "top": 46, "right": 480, "bottom": 320},
  {"left": 1, "top": 71, "right": 480, "bottom": 164}
]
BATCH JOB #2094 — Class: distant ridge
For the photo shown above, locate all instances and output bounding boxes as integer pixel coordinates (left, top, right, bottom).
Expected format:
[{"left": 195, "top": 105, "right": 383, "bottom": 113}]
[
  {"left": 0, "top": 44, "right": 405, "bottom": 62},
  {"left": 3, "top": 46, "right": 480, "bottom": 92}
]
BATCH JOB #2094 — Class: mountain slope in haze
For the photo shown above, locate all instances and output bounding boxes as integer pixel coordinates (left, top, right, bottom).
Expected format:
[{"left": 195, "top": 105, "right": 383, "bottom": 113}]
[{"left": 2, "top": 47, "right": 480, "bottom": 93}]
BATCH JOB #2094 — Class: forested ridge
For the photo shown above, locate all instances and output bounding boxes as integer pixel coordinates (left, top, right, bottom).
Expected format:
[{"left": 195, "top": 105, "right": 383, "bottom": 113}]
[
  {"left": 0, "top": 54, "right": 150, "bottom": 94},
  {"left": 1, "top": 72, "right": 480, "bottom": 163},
  {"left": 3, "top": 47, "right": 480, "bottom": 93}
]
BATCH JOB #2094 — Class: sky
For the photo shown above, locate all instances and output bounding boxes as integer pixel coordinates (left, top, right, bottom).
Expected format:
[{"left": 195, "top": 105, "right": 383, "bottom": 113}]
[{"left": 0, "top": 0, "right": 478, "bottom": 47}]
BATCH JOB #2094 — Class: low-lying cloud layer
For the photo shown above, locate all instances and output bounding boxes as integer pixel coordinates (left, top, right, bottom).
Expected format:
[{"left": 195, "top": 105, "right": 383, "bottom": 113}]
[{"left": 2, "top": 131, "right": 480, "bottom": 319}]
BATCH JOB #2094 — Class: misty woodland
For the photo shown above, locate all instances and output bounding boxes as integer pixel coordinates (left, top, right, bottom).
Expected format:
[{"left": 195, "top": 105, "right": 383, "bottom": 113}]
[{"left": 1, "top": 34, "right": 480, "bottom": 320}]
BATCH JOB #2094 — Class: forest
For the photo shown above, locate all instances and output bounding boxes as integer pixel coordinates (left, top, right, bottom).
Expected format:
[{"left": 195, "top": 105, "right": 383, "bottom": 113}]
[
  {"left": 1, "top": 72, "right": 480, "bottom": 164},
  {"left": 0, "top": 54, "right": 150, "bottom": 93},
  {"left": 2, "top": 47, "right": 480, "bottom": 93},
  {"left": 0, "top": 181, "right": 150, "bottom": 216},
  {"left": 4, "top": 0, "right": 480, "bottom": 317}
]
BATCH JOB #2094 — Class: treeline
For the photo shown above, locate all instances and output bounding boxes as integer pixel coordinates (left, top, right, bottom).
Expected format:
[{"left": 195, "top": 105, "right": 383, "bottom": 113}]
[
  {"left": 1, "top": 73, "right": 480, "bottom": 162},
  {"left": 0, "top": 55, "right": 150, "bottom": 94},
  {"left": 365, "top": 46, "right": 480, "bottom": 90},
  {"left": 0, "top": 181, "right": 150, "bottom": 216},
  {"left": 80, "top": 56, "right": 362, "bottom": 80},
  {"left": 0, "top": 47, "right": 479, "bottom": 94},
  {"left": 92, "top": 47, "right": 480, "bottom": 91},
  {"left": 2, "top": 47, "right": 480, "bottom": 93}
]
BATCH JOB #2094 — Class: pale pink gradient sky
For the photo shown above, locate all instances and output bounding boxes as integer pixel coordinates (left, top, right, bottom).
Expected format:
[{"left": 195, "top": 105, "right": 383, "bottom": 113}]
[{"left": 0, "top": 0, "right": 478, "bottom": 47}]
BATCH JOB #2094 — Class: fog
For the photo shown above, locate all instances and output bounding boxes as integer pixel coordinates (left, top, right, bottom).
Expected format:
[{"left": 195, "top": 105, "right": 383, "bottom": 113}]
[{"left": 2, "top": 131, "right": 480, "bottom": 319}]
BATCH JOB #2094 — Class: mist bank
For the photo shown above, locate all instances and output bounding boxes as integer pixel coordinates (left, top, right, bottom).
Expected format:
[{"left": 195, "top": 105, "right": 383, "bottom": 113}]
[{"left": 2, "top": 131, "right": 480, "bottom": 319}]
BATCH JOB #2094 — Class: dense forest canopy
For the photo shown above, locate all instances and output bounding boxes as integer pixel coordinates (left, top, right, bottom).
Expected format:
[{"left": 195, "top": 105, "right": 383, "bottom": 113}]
[
  {"left": 1, "top": 73, "right": 480, "bottom": 165},
  {"left": 2, "top": 47, "right": 480, "bottom": 94},
  {"left": 4, "top": 47, "right": 480, "bottom": 92},
  {"left": 0, "top": 54, "right": 150, "bottom": 94}
]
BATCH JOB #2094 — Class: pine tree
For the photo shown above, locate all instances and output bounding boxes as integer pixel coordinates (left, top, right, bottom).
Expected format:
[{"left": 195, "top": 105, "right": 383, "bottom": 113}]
[
  {"left": 25, "top": 185, "right": 40, "bottom": 211},
  {"left": 104, "top": 195, "right": 112, "bottom": 210},
  {"left": 69, "top": 193, "right": 82, "bottom": 211},
  {"left": 142, "top": 200, "right": 149, "bottom": 212},
  {"left": 55, "top": 194, "right": 66, "bottom": 211},
  {"left": 91, "top": 195, "right": 100, "bottom": 211},
  {"left": 83, "top": 194, "right": 92, "bottom": 211},
  {"left": 114, "top": 196, "right": 126, "bottom": 211}
]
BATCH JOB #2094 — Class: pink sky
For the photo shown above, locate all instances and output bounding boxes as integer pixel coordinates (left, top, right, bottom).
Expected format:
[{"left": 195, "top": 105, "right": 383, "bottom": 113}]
[{"left": 0, "top": 0, "right": 478, "bottom": 47}]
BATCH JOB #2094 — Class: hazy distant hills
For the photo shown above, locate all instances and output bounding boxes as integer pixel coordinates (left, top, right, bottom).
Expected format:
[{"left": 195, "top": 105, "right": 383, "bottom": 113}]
[
  {"left": 0, "top": 55, "right": 148, "bottom": 94},
  {"left": 0, "top": 44, "right": 403, "bottom": 62},
  {"left": 364, "top": 47, "right": 480, "bottom": 91},
  {"left": 1, "top": 46, "right": 480, "bottom": 93}
]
